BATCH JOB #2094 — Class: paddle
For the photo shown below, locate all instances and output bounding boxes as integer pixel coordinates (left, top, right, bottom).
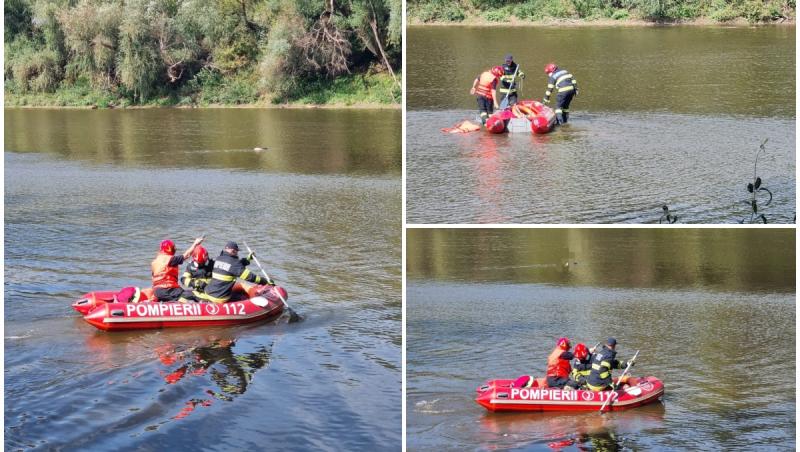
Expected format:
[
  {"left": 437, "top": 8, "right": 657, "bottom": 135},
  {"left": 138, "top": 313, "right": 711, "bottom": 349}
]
[
  {"left": 499, "top": 65, "right": 520, "bottom": 110},
  {"left": 242, "top": 241, "right": 291, "bottom": 312},
  {"left": 599, "top": 349, "right": 640, "bottom": 414}
]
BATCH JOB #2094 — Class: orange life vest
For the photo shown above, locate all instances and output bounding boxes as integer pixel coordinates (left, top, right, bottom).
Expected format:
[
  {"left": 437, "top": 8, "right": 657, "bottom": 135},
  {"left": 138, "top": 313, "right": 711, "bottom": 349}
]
[
  {"left": 474, "top": 71, "right": 496, "bottom": 99},
  {"left": 151, "top": 252, "right": 180, "bottom": 289},
  {"left": 546, "top": 346, "right": 571, "bottom": 378}
]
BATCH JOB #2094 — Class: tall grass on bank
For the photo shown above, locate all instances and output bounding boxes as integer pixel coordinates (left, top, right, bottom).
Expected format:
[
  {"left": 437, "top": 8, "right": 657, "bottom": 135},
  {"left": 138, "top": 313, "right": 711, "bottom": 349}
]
[{"left": 5, "top": 0, "right": 401, "bottom": 107}]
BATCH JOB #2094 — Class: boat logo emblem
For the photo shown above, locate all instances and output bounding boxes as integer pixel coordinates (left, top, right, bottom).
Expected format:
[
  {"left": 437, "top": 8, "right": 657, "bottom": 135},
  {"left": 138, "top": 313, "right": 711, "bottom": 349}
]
[
  {"left": 581, "top": 391, "right": 593, "bottom": 401},
  {"left": 639, "top": 381, "right": 653, "bottom": 391},
  {"left": 206, "top": 304, "right": 220, "bottom": 315}
]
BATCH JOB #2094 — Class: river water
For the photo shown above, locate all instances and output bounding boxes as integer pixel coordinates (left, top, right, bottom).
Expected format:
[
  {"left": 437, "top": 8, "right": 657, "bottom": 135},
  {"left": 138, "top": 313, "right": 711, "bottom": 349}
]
[
  {"left": 407, "top": 229, "right": 795, "bottom": 451},
  {"left": 5, "top": 108, "right": 401, "bottom": 450},
  {"left": 406, "top": 26, "right": 796, "bottom": 223}
]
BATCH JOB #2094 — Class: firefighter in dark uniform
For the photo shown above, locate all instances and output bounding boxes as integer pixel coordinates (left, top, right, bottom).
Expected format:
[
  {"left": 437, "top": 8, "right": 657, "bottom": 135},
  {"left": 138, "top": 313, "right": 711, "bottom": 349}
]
[
  {"left": 587, "top": 338, "right": 633, "bottom": 392},
  {"left": 197, "top": 241, "right": 273, "bottom": 304},
  {"left": 498, "top": 54, "right": 524, "bottom": 107},
  {"left": 566, "top": 342, "right": 593, "bottom": 389},
  {"left": 182, "top": 245, "right": 214, "bottom": 297},
  {"left": 543, "top": 63, "right": 578, "bottom": 124}
]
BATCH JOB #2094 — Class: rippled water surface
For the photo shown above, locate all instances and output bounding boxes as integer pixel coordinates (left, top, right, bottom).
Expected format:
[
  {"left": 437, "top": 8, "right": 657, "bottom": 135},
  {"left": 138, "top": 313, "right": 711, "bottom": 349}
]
[
  {"left": 406, "top": 26, "right": 795, "bottom": 224},
  {"left": 407, "top": 229, "right": 795, "bottom": 451},
  {"left": 5, "top": 108, "right": 401, "bottom": 450}
]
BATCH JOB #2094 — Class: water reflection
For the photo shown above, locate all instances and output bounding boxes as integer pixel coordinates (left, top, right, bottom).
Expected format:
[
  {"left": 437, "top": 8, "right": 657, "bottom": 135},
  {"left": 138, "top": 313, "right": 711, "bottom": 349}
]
[
  {"left": 5, "top": 108, "right": 401, "bottom": 175},
  {"left": 477, "top": 405, "right": 665, "bottom": 451}
]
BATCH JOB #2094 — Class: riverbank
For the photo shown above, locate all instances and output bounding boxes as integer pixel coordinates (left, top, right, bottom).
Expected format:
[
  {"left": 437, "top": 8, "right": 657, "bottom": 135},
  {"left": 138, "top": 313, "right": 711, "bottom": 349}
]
[
  {"left": 408, "top": 16, "right": 795, "bottom": 26},
  {"left": 408, "top": 0, "right": 794, "bottom": 26},
  {"left": 4, "top": 72, "right": 400, "bottom": 109}
]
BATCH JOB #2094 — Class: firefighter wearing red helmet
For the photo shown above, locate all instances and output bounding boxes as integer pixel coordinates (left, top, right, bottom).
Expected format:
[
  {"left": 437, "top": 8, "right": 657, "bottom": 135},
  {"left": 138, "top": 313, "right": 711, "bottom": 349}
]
[
  {"left": 566, "top": 342, "right": 593, "bottom": 389},
  {"left": 543, "top": 63, "right": 579, "bottom": 124},
  {"left": 182, "top": 245, "right": 215, "bottom": 296},
  {"left": 150, "top": 236, "right": 204, "bottom": 302},
  {"left": 545, "top": 337, "right": 575, "bottom": 389},
  {"left": 470, "top": 66, "right": 504, "bottom": 125}
]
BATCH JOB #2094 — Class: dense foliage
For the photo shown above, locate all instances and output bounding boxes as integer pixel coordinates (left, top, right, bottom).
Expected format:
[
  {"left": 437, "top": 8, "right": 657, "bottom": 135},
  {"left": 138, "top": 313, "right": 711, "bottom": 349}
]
[
  {"left": 409, "top": 0, "right": 795, "bottom": 23},
  {"left": 5, "top": 0, "right": 401, "bottom": 105}
]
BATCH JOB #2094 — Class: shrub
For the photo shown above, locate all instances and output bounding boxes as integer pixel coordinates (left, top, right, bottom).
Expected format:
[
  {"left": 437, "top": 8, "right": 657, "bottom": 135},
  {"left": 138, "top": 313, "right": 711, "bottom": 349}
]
[{"left": 485, "top": 8, "right": 510, "bottom": 21}]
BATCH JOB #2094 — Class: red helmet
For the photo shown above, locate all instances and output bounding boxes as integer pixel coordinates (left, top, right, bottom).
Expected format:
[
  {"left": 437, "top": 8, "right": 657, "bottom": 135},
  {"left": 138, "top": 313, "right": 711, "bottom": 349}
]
[
  {"left": 574, "top": 343, "right": 589, "bottom": 360},
  {"left": 557, "top": 337, "right": 571, "bottom": 350},
  {"left": 544, "top": 63, "right": 558, "bottom": 74},
  {"left": 491, "top": 65, "right": 504, "bottom": 77},
  {"left": 160, "top": 239, "right": 176, "bottom": 254},
  {"left": 192, "top": 246, "right": 208, "bottom": 265}
]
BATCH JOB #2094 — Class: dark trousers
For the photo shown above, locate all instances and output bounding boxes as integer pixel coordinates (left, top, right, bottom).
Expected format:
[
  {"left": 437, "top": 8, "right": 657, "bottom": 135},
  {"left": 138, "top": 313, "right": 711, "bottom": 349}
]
[
  {"left": 477, "top": 96, "right": 494, "bottom": 124},
  {"left": 546, "top": 375, "right": 570, "bottom": 389},
  {"left": 555, "top": 91, "right": 575, "bottom": 123},
  {"left": 499, "top": 91, "right": 517, "bottom": 106},
  {"left": 154, "top": 287, "right": 194, "bottom": 302}
]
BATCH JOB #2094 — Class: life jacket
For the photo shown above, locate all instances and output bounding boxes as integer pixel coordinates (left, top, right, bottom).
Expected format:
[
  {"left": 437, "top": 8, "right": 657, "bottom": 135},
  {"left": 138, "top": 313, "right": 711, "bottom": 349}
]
[
  {"left": 151, "top": 252, "right": 180, "bottom": 289},
  {"left": 546, "top": 346, "right": 571, "bottom": 378},
  {"left": 474, "top": 71, "right": 497, "bottom": 99}
]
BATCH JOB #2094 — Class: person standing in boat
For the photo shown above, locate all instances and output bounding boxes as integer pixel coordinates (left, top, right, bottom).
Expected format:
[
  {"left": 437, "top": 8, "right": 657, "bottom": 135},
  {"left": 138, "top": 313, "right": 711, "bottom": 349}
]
[
  {"left": 196, "top": 241, "right": 274, "bottom": 304},
  {"left": 470, "top": 66, "right": 503, "bottom": 125},
  {"left": 546, "top": 337, "right": 576, "bottom": 389},
  {"left": 586, "top": 338, "right": 633, "bottom": 391},
  {"left": 498, "top": 54, "right": 524, "bottom": 107},
  {"left": 151, "top": 237, "right": 205, "bottom": 303},
  {"left": 543, "top": 63, "right": 578, "bottom": 124},
  {"left": 182, "top": 245, "right": 214, "bottom": 296},
  {"left": 566, "top": 342, "right": 593, "bottom": 389}
]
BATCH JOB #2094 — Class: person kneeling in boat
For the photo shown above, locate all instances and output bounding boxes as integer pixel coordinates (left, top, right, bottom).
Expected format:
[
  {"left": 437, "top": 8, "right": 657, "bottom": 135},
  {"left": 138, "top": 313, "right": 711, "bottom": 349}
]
[
  {"left": 182, "top": 245, "right": 214, "bottom": 298},
  {"left": 151, "top": 237, "right": 205, "bottom": 303},
  {"left": 566, "top": 342, "right": 593, "bottom": 389},
  {"left": 546, "top": 337, "right": 578, "bottom": 389},
  {"left": 196, "top": 241, "right": 274, "bottom": 304},
  {"left": 470, "top": 66, "right": 503, "bottom": 125},
  {"left": 586, "top": 337, "right": 633, "bottom": 391}
]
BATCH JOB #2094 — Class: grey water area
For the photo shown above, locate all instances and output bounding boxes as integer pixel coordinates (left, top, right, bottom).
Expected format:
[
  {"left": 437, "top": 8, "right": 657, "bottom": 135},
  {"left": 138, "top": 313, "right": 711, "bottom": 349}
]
[
  {"left": 5, "top": 108, "right": 401, "bottom": 450},
  {"left": 406, "top": 25, "right": 796, "bottom": 224},
  {"left": 406, "top": 229, "right": 796, "bottom": 451}
]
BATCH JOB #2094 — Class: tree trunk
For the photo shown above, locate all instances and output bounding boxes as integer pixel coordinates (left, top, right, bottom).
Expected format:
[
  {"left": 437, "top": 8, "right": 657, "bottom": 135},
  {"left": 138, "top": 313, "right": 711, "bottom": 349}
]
[{"left": 367, "top": 1, "right": 399, "bottom": 90}]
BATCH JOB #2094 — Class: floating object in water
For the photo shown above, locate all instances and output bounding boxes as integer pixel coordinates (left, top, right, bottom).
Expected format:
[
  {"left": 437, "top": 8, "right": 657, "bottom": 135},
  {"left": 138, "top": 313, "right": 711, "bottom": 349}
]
[
  {"left": 475, "top": 376, "right": 664, "bottom": 412},
  {"left": 253, "top": 147, "right": 267, "bottom": 151},
  {"left": 72, "top": 283, "right": 287, "bottom": 331},
  {"left": 441, "top": 120, "right": 481, "bottom": 133}
]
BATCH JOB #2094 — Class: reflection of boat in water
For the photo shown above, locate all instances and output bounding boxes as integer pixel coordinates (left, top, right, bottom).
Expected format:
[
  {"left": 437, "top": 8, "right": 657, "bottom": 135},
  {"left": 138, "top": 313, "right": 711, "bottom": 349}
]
[
  {"left": 476, "top": 376, "right": 664, "bottom": 412},
  {"left": 72, "top": 283, "right": 287, "bottom": 331},
  {"left": 477, "top": 402, "right": 666, "bottom": 451},
  {"left": 157, "top": 337, "right": 272, "bottom": 401}
]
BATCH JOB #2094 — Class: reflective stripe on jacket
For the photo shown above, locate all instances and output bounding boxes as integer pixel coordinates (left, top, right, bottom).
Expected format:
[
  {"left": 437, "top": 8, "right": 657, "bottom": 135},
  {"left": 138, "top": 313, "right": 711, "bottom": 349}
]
[
  {"left": 151, "top": 252, "right": 180, "bottom": 289},
  {"left": 587, "top": 345, "right": 622, "bottom": 388},
  {"left": 544, "top": 68, "right": 577, "bottom": 102},
  {"left": 200, "top": 251, "right": 265, "bottom": 303},
  {"left": 499, "top": 62, "right": 522, "bottom": 94}
]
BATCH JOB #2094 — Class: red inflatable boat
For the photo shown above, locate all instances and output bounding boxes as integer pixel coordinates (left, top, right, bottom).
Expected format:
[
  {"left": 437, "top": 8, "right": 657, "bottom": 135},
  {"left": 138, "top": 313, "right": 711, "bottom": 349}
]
[
  {"left": 476, "top": 376, "right": 664, "bottom": 412},
  {"left": 485, "top": 100, "right": 557, "bottom": 134},
  {"left": 72, "top": 283, "right": 287, "bottom": 331}
]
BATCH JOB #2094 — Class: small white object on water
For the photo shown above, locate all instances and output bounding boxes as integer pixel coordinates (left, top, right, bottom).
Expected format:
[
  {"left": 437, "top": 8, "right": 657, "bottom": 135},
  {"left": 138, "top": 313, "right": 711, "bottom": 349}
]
[{"left": 253, "top": 147, "right": 266, "bottom": 151}]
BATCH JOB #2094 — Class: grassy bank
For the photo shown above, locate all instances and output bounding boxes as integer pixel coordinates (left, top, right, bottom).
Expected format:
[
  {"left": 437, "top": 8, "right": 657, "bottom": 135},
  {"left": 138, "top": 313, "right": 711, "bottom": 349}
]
[
  {"left": 408, "top": 0, "right": 795, "bottom": 25},
  {"left": 4, "top": 72, "right": 400, "bottom": 108}
]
